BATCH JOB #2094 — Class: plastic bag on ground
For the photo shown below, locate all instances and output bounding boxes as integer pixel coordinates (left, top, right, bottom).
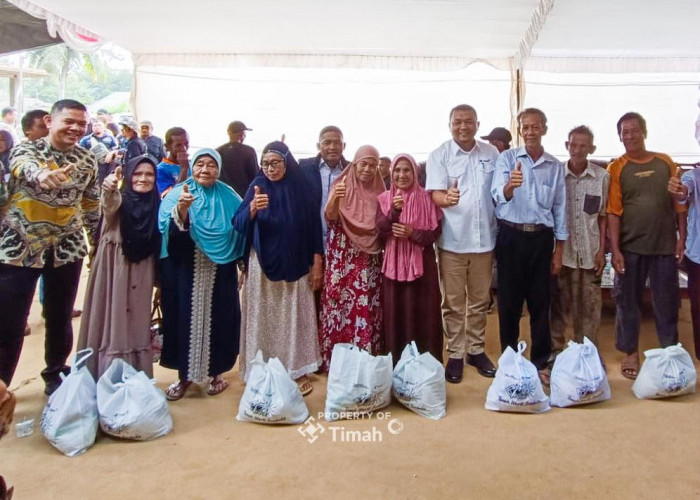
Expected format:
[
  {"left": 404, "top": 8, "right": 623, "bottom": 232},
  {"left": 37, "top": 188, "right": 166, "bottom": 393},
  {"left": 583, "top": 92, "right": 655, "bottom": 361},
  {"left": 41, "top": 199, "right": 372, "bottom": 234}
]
[
  {"left": 324, "top": 343, "right": 392, "bottom": 422},
  {"left": 485, "top": 341, "right": 550, "bottom": 413},
  {"left": 550, "top": 337, "right": 611, "bottom": 407},
  {"left": 392, "top": 341, "right": 446, "bottom": 419},
  {"left": 237, "top": 351, "right": 309, "bottom": 424},
  {"left": 97, "top": 358, "right": 173, "bottom": 440},
  {"left": 632, "top": 343, "right": 697, "bottom": 399},
  {"left": 40, "top": 349, "right": 98, "bottom": 457}
]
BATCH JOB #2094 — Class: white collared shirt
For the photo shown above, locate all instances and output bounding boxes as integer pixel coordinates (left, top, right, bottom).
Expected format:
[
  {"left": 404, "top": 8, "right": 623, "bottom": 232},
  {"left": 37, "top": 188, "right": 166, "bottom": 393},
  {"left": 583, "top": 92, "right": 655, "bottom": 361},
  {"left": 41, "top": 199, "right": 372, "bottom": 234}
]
[{"left": 426, "top": 139, "right": 499, "bottom": 253}]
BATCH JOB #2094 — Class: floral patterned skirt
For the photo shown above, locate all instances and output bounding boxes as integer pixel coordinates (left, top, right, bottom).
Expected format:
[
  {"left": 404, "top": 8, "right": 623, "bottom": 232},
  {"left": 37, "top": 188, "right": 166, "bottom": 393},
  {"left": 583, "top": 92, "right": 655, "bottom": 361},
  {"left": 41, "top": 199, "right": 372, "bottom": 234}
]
[{"left": 319, "top": 221, "right": 383, "bottom": 371}]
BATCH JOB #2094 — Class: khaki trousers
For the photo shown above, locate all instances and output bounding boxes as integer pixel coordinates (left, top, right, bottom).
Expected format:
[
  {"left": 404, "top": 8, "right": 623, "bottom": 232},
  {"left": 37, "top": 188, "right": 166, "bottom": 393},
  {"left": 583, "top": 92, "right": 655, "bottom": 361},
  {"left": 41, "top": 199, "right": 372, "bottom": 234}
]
[{"left": 438, "top": 248, "right": 493, "bottom": 359}]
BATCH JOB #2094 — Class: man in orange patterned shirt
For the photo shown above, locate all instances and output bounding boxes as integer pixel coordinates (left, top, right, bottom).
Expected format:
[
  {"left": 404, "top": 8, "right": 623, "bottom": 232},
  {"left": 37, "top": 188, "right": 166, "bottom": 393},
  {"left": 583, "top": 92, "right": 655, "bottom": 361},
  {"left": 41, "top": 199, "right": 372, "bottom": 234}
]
[{"left": 607, "top": 111, "right": 686, "bottom": 380}]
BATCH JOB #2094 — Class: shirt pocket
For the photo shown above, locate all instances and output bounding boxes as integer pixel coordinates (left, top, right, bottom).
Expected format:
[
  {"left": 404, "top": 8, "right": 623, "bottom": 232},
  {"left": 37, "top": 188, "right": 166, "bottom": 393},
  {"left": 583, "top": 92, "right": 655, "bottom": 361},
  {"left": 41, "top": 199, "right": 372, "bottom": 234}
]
[
  {"left": 583, "top": 194, "right": 601, "bottom": 216},
  {"left": 536, "top": 184, "right": 554, "bottom": 209}
]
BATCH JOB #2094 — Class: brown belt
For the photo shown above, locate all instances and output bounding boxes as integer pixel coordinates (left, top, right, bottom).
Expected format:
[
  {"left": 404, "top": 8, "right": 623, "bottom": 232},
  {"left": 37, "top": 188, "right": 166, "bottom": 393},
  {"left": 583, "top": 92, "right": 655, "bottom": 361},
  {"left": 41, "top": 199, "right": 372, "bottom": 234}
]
[{"left": 497, "top": 219, "right": 551, "bottom": 233}]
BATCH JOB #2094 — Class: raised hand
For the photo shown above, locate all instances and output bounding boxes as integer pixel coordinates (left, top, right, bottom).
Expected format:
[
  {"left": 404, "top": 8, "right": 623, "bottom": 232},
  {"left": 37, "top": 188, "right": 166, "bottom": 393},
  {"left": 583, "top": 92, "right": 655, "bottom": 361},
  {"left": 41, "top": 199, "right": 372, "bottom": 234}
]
[
  {"left": 668, "top": 167, "right": 686, "bottom": 199},
  {"left": 250, "top": 185, "right": 269, "bottom": 218},
  {"left": 178, "top": 183, "right": 195, "bottom": 212},
  {"left": 38, "top": 164, "right": 73, "bottom": 190},
  {"left": 334, "top": 176, "right": 347, "bottom": 198},
  {"left": 510, "top": 161, "right": 523, "bottom": 188},
  {"left": 392, "top": 190, "right": 404, "bottom": 211},
  {"left": 102, "top": 165, "right": 122, "bottom": 192},
  {"left": 446, "top": 178, "right": 460, "bottom": 206}
]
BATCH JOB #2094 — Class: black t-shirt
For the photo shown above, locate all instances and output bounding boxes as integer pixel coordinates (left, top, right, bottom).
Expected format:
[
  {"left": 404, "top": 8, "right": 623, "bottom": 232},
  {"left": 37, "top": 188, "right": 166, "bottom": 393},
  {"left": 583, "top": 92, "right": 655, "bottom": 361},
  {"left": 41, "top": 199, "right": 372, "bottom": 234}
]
[{"left": 216, "top": 142, "right": 258, "bottom": 197}]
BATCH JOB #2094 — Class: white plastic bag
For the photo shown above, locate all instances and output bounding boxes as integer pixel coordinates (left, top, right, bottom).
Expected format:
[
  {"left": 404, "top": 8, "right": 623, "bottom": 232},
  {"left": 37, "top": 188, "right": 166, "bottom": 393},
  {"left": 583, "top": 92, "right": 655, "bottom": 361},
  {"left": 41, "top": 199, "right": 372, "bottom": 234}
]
[
  {"left": 632, "top": 343, "right": 697, "bottom": 399},
  {"left": 97, "top": 359, "right": 173, "bottom": 440},
  {"left": 40, "top": 349, "right": 98, "bottom": 457},
  {"left": 392, "top": 341, "right": 446, "bottom": 420},
  {"left": 550, "top": 337, "right": 611, "bottom": 407},
  {"left": 485, "top": 341, "right": 550, "bottom": 413},
  {"left": 324, "top": 343, "right": 392, "bottom": 422},
  {"left": 237, "top": 351, "right": 309, "bottom": 424}
]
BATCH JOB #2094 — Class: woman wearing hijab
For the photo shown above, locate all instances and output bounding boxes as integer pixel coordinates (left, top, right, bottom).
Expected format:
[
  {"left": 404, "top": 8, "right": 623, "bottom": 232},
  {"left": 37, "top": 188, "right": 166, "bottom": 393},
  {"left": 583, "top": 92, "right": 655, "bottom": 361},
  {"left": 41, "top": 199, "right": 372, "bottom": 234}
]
[
  {"left": 234, "top": 141, "right": 323, "bottom": 395},
  {"left": 377, "top": 154, "right": 443, "bottom": 363},
  {"left": 319, "top": 145, "right": 386, "bottom": 370},
  {"left": 77, "top": 154, "right": 161, "bottom": 378},
  {"left": 158, "top": 148, "right": 245, "bottom": 400}
]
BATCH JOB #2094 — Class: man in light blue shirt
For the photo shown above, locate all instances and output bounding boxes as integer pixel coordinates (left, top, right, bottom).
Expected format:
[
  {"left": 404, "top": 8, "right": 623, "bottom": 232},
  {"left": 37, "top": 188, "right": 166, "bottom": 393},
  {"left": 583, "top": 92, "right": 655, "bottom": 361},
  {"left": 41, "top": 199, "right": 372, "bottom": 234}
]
[
  {"left": 490, "top": 107, "right": 567, "bottom": 385},
  {"left": 299, "top": 126, "right": 349, "bottom": 243},
  {"left": 426, "top": 104, "right": 500, "bottom": 383}
]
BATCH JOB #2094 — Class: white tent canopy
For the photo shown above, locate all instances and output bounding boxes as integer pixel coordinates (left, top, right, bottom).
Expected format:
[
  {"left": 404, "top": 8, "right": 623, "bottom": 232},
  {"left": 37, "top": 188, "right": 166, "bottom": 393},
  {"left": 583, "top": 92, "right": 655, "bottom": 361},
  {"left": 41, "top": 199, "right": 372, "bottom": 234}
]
[
  {"left": 7, "top": 0, "right": 700, "bottom": 161},
  {"left": 11, "top": 0, "right": 700, "bottom": 73}
]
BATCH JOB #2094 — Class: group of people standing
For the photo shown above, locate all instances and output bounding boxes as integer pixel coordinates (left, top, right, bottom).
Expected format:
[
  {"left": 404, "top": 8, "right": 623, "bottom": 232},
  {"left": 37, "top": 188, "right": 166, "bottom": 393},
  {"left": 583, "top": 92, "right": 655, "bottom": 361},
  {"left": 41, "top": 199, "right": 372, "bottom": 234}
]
[{"left": 0, "top": 98, "right": 696, "bottom": 406}]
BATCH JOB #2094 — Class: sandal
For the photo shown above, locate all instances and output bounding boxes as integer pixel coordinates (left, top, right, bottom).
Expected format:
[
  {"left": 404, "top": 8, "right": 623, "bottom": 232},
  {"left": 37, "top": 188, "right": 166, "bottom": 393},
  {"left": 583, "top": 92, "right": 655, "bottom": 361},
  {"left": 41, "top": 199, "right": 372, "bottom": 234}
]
[
  {"left": 0, "top": 392, "right": 16, "bottom": 440},
  {"left": 621, "top": 352, "right": 639, "bottom": 380},
  {"left": 296, "top": 375, "right": 313, "bottom": 396},
  {"left": 165, "top": 380, "right": 192, "bottom": 401},
  {"left": 207, "top": 376, "right": 229, "bottom": 396},
  {"left": 538, "top": 368, "right": 551, "bottom": 388}
]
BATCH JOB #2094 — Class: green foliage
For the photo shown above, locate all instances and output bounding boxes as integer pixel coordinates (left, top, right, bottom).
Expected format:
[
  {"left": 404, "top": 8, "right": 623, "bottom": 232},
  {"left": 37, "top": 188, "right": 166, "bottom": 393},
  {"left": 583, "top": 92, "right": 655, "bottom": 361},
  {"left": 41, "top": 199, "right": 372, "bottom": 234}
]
[{"left": 2, "top": 44, "right": 132, "bottom": 106}]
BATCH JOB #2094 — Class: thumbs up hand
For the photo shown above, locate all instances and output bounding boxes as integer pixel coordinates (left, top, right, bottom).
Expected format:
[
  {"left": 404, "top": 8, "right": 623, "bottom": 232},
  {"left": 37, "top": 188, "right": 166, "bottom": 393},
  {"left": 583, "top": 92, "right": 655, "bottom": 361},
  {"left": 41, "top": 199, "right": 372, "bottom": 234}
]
[
  {"left": 178, "top": 182, "right": 195, "bottom": 209},
  {"left": 250, "top": 185, "right": 269, "bottom": 218},
  {"left": 38, "top": 163, "right": 74, "bottom": 190},
  {"left": 334, "top": 176, "right": 347, "bottom": 198},
  {"left": 510, "top": 161, "right": 523, "bottom": 188},
  {"left": 392, "top": 190, "right": 404, "bottom": 211},
  {"left": 102, "top": 165, "right": 122, "bottom": 192},
  {"left": 503, "top": 160, "right": 523, "bottom": 201},
  {"left": 668, "top": 167, "right": 687, "bottom": 200}
]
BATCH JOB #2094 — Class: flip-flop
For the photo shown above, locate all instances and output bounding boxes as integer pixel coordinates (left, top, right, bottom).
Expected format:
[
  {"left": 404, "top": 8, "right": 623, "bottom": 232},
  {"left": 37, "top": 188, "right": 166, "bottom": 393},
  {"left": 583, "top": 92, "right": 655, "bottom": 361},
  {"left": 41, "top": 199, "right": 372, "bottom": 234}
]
[
  {"left": 296, "top": 376, "right": 313, "bottom": 396},
  {"left": 165, "top": 380, "right": 192, "bottom": 401},
  {"left": 207, "top": 377, "right": 229, "bottom": 396},
  {"left": 621, "top": 353, "right": 639, "bottom": 380}
]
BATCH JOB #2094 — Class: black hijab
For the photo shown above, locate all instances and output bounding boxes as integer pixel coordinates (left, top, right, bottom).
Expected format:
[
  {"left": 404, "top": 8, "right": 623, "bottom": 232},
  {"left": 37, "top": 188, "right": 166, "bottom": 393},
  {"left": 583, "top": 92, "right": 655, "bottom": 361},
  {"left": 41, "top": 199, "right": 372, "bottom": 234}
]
[
  {"left": 120, "top": 154, "right": 161, "bottom": 263},
  {"left": 233, "top": 141, "right": 322, "bottom": 282}
]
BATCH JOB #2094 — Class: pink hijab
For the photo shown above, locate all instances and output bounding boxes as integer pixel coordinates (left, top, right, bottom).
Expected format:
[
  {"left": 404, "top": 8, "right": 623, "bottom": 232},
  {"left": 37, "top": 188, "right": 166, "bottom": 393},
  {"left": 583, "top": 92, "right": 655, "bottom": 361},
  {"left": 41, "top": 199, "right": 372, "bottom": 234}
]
[
  {"left": 325, "top": 145, "right": 386, "bottom": 254},
  {"left": 378, "top": 154, "right": 441, "bottom": 281}
]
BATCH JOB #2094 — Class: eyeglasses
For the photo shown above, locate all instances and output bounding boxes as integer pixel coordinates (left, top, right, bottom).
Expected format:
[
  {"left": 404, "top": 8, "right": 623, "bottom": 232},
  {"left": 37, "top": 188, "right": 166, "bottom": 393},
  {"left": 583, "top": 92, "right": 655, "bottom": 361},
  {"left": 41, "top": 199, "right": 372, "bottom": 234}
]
[{"left": 261, "top": 159, "right": 284, "bottom": 170}]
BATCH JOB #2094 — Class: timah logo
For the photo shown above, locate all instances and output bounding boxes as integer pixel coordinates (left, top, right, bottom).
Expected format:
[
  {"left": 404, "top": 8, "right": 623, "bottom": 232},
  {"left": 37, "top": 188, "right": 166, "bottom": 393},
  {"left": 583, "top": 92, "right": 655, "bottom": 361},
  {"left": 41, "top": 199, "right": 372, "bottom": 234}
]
[{"left": 297, "top": 412, "right": 403, "bottom": 444}]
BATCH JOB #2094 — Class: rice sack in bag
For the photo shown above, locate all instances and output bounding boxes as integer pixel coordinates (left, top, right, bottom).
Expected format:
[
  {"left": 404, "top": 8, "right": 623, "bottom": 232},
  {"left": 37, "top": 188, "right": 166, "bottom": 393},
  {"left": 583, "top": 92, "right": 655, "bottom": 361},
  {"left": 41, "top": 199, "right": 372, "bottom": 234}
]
[
  {"left": 550, "top": 337, "right": 611, "bottom": 407},
  {"left": 392, "top": 341, "right": 446, "bottom": 420},
  {"left": 97, "top": 358, "right": 173, "bottom": 440},
  {"left": 632, "top": 343, "right": 697, "bottom": 399},
  {"left": 324, "top": 343, "right": 392, "bottom": 422},
  {"left": 41, "top": 349, "right": 98, "bottom": 457},
  {"left": 485, "top": 341, "right": 550, "bottom": 413},
  {"left": 237, "top": 351, "right": 309, "bottom": 424}
]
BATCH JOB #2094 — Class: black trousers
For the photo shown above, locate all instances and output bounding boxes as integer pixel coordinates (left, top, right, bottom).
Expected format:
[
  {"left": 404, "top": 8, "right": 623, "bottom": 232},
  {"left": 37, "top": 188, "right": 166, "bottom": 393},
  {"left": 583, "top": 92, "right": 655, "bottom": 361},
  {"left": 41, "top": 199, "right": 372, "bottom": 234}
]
[
  {"left": 494, "top": 223, "right": 553, "bottom": 370},
  {"left": 0, "top": 255, "right": 82, "bottom": 387}
]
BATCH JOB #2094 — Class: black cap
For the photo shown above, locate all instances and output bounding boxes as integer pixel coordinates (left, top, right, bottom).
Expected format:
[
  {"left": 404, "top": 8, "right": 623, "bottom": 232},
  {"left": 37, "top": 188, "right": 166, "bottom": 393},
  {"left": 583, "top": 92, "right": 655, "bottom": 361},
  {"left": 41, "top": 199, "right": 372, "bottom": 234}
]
[
  {"left": 480, "top": 127, "right": 512, "bottom": 144},
  {"left": 228, "top": 121, "right": 252, "bottom": 133}
]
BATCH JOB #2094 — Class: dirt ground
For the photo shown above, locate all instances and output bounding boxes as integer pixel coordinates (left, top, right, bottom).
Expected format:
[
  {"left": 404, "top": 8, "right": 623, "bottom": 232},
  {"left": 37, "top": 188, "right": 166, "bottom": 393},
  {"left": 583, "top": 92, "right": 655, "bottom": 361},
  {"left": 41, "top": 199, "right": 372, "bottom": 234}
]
[{"left": 2, "top": 266, "right": 700, "bottom": 500}]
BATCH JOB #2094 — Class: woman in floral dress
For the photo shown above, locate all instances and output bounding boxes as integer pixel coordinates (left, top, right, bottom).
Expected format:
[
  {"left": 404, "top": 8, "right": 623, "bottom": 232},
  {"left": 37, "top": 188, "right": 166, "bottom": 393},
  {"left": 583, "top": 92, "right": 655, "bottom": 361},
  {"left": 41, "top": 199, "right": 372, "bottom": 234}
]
[{"left": 319, "top": 145, "right": 386, "bottom": 370}]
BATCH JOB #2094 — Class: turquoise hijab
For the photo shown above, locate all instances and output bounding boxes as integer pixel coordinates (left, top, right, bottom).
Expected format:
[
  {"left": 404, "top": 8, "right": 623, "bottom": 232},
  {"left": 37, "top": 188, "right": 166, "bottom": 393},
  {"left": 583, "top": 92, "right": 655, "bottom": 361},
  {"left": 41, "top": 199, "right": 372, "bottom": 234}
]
[{"left": 158, "top": 148, "right": 245, "bottom": 264}]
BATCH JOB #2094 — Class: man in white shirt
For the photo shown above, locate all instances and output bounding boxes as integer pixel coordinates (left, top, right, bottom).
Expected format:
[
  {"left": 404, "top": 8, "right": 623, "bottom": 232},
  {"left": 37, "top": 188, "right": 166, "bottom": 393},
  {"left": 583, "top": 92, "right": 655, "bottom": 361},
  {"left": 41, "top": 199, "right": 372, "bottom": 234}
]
[{"left": 426, "top": 104, "right": 500, "bottom": 383}]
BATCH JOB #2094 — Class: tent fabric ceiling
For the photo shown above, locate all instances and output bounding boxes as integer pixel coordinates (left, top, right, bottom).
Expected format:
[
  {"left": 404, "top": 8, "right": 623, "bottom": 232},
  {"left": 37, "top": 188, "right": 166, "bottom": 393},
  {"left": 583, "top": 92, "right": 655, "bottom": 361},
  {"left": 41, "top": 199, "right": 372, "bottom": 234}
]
[
  {"left": 0, "top": 0, "right": 60, "bottom": 55},
  {"left": 8, "top": 0, "right": 700, "bottom": 73}
]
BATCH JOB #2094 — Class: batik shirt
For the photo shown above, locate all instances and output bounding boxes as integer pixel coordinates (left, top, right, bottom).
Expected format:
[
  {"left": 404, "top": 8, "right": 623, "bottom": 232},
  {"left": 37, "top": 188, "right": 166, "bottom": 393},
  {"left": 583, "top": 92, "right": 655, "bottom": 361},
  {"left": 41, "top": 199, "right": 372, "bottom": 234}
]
[{"left": 0, "top": 138, "right": 100, "bottom": 268}]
